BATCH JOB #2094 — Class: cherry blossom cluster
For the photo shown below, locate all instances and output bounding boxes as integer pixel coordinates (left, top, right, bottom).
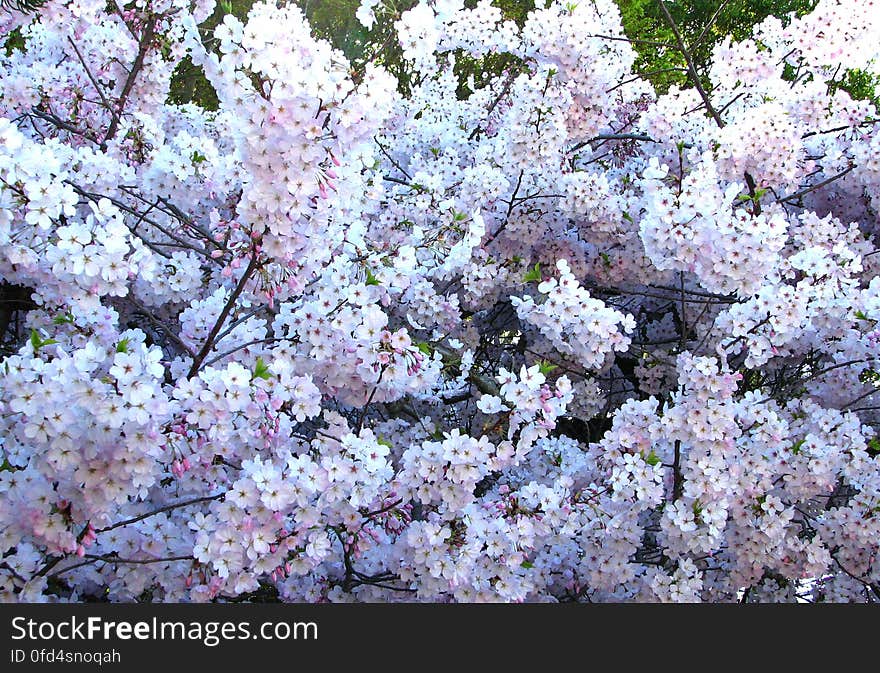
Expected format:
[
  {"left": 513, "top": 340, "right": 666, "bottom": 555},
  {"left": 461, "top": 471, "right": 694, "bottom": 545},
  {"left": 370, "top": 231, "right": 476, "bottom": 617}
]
[
  {"left": 2, "top": 0, "right": 880, "bottom": 603},
  {"left": 638, "top": 156, "right": 789, "bottom": 295},
  {"left": 511, "top": 259, "right": 635, "bottom": 370}
]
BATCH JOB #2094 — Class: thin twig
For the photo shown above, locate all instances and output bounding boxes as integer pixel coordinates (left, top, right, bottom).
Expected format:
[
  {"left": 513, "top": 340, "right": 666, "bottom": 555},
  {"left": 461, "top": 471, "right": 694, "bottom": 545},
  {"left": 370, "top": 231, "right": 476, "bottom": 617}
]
[
  {"left": 777, "top": 165, "right": 856, "bottom": 204},
  {"left": 95, "top": 492, "right": 225, "bottom": 533}
]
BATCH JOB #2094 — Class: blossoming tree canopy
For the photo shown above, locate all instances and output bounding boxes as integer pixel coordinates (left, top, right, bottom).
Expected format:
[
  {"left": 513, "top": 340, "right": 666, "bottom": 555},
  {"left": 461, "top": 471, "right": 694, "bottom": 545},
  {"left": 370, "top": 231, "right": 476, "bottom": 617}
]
[{"left": 1, "top": 0, "right": 880, "bottom": 603}]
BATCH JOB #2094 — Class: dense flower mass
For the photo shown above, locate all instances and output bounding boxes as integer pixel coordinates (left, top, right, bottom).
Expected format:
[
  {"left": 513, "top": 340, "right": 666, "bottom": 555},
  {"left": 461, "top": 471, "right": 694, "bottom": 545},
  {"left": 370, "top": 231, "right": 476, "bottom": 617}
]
[{"left": 1, "top": 0, "right": 880, "bottom": 603}]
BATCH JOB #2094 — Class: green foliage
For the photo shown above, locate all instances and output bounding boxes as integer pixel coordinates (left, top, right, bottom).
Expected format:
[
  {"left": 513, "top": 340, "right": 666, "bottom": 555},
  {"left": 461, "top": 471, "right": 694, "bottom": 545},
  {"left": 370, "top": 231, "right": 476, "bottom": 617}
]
[
  {"left": 29, "top": 329, "right": 57, "bottom": 354},
  {"left": 167, "top": 0, "right": 533, "bottom": 107},
  {"left": 252, "top": 356, "right": 273, "bottom": 380},
  {"left": 523, "top": 262, "right": 542, "bottom": 284},
  {"left": 364, "top": 266, "right": 381, "bottom": 286},
  {"left": 3, "top": 26, "right": 26, "bottom": 56},
  {"left": 828, "top": 68, "right": 880, "bottom": 110},
  {"left": 300, "top": 0, "right": 371, "bottom": 62},
  {"left": 0, "top": 0, "right": 48, "bottom": 12},
  {"left": 537, "top": 360, "right": 558, "bottom": 375},
  {"left": 167, "top": 0, "right": 877, "bottom": 120},
  {"left": 617, "top": 0, "right": 818, "bottom": 94}
]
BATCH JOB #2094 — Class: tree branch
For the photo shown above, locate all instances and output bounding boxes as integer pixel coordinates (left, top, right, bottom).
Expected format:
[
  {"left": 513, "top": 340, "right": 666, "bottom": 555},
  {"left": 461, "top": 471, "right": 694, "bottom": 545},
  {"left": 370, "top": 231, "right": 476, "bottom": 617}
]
[
  {"left": 656, "top": 0, "right": 724, "bottom": 128},
  {"left": 103, "top": 15, "right": 156, "bottom": 147},
  {"left": 95, "top": 492, "right": 225, "bottom": 534},
  {"left": 187, "top": 253, "right": 260, "bottom": 378}
]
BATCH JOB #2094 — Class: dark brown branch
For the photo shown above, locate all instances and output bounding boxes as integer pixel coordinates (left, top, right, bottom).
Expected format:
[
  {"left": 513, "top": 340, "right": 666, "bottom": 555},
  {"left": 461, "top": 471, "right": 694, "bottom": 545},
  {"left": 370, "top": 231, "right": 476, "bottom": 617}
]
[
  {"left": 95, "top": 492, "right": 225, "bottom": 534},
  {"left": 777, "top": 165, "right": 856, "bottom": 204},
  {"left": 187, "top": 253, "right": 260, "bottom": 378},
  {"left": 29, "top": 107, "right": 100, "bottom": 145},
  {"left": 201, "top": 336, "right": 294, "bottom": 369},
  {"left": 104, "top": 16, "right": 156, "bottom": 146},
  {"left": 744, "top": 172, "right": 762, "bottom": 216},
  {"left": 672, "top": 439, "right": 684, "bottom": 502},
  {"left": 362, "top": 499, "right": 404, "bottom": 520},
  {"left": 84, "top": 553, "right": 193, "bottom": 565},
  {"left": 123, "top": 295, "right": 197, "bottom": 359},
  {"left": 66, "top": 37, "right": 115, "bottom": 122},
  {"left": 691, "top": 0, "right": 732, "bottom": 52},
  {"left": 656, "top": 0, "right": 724, "bottom": 129},
  {"left": 469, "top": 68, "right": 519, "bottom": 141}
]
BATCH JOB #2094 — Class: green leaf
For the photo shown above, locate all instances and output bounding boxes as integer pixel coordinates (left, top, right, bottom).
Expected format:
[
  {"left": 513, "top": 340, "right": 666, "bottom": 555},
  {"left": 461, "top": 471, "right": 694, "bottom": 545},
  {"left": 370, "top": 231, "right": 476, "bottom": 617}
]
[
  {"left": 415, "top": 341, "right": 432, "bottom": 356},
  {"left": 622, "top": 211, "right": 633, "bottom": 223},
  {"left": 523, "top": 262, "right": 542, "bottom": 284},
  {"left": 790, "top": 438, "right": 805, "bottom": 455},
  {"left": 520, "top": 560, "right": 534, "bottom": 569},
  {"left": 644, "top": 450, "right": 661, "bottom": 467},
  {"left": 253, "top": 356, "right": 273, "bottom": 380},
  {"left": 191, "top": 150, "right": 207, "bottom": 165},
  {"left": 537, "top": 360, "right": 557, "bottom": 376},
  {"left": 365, "top": 267, "right": 380, "bottom": 286},
  {"left": 600, "top": 252, "right": 612, "bottom": 267},
  {"left": 453, "top": 211, "right": 467, "bottom": 222},
  {"left": 868, "top": 437, "right": 880, "bottom": 457},
  {"left": 53, "top": 311, "right": 74, "bottom": 325},
  {"left": 30, "top": 329, "right": 57, "bottom": 353},
  {"left": 116, "top": 337, "right": 131, "bottom": 354},
  {"left": 376, "top": 436, "right": 393, "bottom": 448},
  {"left": 855, "top": 310, "right": 870, "bottom": 321}
]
